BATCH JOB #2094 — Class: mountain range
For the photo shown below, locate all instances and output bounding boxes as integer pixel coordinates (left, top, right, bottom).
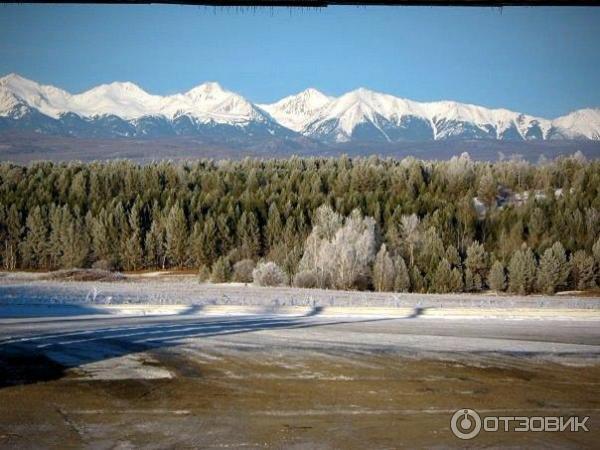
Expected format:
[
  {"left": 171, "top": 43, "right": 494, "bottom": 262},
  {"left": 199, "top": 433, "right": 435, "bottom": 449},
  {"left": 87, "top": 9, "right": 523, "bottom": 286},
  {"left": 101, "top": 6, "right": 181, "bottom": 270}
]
[{"left": 1, "top": 73, "right": 599, "bottom": 144}]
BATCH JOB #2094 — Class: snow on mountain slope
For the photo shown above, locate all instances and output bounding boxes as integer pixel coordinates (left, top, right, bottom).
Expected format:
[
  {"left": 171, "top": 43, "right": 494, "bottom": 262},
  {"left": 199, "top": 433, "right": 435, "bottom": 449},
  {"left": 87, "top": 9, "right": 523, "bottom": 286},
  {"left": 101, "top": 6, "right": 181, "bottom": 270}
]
[
  {"left": 550, "top": 108, "right": 600, "bottom": 140},
  {"left": 300, "top": 87, "right": 558, "bottom": 143},
  {"left": 0, "top": 73, "right": 598, "bottom": 142},
  {"left": 0, "top": 74, "right": 276, "bottom": 126},
  {"left": 0, "top": 73, "right": 72, "bottom": 118},
  {"left": 258, "top": 88, "right": 333, "bottom": 132}
]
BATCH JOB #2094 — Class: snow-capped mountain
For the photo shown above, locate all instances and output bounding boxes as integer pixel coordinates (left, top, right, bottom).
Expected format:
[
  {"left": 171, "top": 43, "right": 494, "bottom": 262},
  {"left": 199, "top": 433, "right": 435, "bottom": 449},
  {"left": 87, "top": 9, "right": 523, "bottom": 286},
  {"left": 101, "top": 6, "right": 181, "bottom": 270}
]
[
  {"left": 0, "top": 74, "right": 293, "bottom": 138},
  {"left": 258, "top": 88, "right": 333, "bottom": 132},
  {"left": 286, "top": 88, "right": 554, "bottom": 143},
  {"left": 1, "top": 73, "right": 598, "bottom": 143}
]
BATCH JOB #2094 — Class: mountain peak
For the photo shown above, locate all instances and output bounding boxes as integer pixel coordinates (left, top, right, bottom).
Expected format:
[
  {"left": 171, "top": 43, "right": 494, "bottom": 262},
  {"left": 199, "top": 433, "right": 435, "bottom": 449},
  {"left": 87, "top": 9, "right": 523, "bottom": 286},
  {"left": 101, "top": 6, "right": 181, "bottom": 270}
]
[
  {"left": 186, "top": 81, "right": 226, "bottom": 96},
  {"left": 258, "top": 88, "right": 333, "bottom": 132}
]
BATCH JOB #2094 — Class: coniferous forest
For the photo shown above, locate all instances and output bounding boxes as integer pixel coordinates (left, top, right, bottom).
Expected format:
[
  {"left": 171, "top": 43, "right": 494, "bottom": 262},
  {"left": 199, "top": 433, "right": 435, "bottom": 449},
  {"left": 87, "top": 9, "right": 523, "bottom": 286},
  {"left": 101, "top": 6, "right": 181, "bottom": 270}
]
[{"left": 1, "top": 152, "right": 599, "bottom": 295}]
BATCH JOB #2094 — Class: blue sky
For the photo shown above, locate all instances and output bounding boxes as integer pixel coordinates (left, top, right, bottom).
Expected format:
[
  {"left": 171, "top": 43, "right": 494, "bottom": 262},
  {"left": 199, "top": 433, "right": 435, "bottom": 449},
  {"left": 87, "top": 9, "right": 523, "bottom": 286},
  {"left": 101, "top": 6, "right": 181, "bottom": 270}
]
[{"left": 0, "top": 5, "right": 598, "bottom": 118}]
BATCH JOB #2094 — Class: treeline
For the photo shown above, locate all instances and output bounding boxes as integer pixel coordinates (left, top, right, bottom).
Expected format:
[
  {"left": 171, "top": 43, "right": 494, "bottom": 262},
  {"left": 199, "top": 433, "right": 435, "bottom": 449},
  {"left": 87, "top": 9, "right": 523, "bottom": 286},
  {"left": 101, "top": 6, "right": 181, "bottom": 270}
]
[{"left": 1, "top": 152, "right": 599, "bottom": 294}]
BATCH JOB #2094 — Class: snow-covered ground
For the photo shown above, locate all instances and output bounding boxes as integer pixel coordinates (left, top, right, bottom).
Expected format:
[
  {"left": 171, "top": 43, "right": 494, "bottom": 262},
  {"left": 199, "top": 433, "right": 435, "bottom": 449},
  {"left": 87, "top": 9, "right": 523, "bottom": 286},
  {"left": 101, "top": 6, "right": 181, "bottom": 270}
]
[{"left": 1, "top": 272, "right": 599, "bottom": 448}]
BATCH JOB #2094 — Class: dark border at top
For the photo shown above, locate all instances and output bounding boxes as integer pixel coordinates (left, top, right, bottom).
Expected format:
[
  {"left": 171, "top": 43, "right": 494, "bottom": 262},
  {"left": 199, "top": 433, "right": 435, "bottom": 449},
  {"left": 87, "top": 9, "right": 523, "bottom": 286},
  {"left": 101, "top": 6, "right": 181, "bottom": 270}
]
[{"left": 9, "top": 1, "right": 600, "bottom": 6}]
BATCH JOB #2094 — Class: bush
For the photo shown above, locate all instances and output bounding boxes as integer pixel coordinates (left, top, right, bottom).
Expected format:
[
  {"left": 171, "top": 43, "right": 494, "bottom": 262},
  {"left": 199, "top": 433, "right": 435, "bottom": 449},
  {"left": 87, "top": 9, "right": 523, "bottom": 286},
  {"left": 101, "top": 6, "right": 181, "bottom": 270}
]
[
  {"left": 198, "top": 265, "right": 210, "bottom": 283},
  {"left": 232, "top": 259, "right": 255, "bottom": 283},
  {"left": 253, "top": 261, "right": 288, "bottom": 287},
  {"left": 45, "top": 268, "right": 125, "bottom": 282},
  {"left": 293, "top": 270, "right": 319, "bottom": 289},
  {"left": 91, "top": 259, "right": 114, "bottom": 271},
  {"left": 211, "top": 257, "right": 231, "bottom": 283}
]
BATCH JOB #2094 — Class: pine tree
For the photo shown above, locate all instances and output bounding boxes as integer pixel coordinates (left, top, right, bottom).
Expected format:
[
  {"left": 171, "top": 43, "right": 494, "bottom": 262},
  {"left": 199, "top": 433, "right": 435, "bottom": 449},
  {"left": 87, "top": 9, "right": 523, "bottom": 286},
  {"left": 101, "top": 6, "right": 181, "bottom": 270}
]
[
  {"left": 431, "top": 259, "right": 454, "bottom": 294},
  {"left": 410, "top": 266, "right": 425, "bottom": 293},
  {"left": 2, "top": 204, "right": 21, "bottom": 270},
  {"left": 60, "top": 209, "right": 89, "bottom": 268},
  {"left": 465, "top": 241, "right": 488, "bottom": 291},
  {"left": 211, "top": 256, "right": 231, "bottom": 283},
  {"left": 266, "top": 202, "right": 283, "bottom": 251},
  {"left": 373, "top": 244, "right": 395, "bottom": 292},
  {"left": 190, "top": 216, "right": 217, "bottom": 267},
  {"left": 122, "top": 203, "right": 144, "bottom": 271},
  {"left": 238, "top": 211, "right": 261, "bottom": 260},
  {"left": 393, "top": 256, "right": 411, "bottom": 292},
  {"left": 536, "top": 247, "right": 561, "bottom": 294},
  {"left": 20, "top": 206, "right": 48, "bottom": 269},
  {"left": 145, "top": 218, "right": 165, "bottom": 269},
  {"left": 593, "top": 237, "right": 600, "bottom": 266},
  {"left": 570, "top": 250, "right": 596, "bottom": 290},
  {"left": 165, "top": 203, "right": 188, "bottom": 268},
  {"left": 508, "top": 247, "right": 537, "bottom": 295},
  {"left": 89, "top": 208, "right": 117, "bottom": 268},
  {"left": 488, "top": 260, "right": 506, "bottom": 292},
  {"left": 549, "top": 241, "right": 570, "bottom": 290},
  {"left": 47, "top": 205, "right": 64, "bottom": 269}
]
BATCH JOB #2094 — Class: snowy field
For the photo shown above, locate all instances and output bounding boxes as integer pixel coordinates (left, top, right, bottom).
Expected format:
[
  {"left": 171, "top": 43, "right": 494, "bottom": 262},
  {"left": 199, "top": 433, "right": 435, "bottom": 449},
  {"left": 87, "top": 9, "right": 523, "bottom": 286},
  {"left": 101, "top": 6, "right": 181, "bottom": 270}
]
[{"left": 1, "top": 272, "right": 599, "bottom": 447}]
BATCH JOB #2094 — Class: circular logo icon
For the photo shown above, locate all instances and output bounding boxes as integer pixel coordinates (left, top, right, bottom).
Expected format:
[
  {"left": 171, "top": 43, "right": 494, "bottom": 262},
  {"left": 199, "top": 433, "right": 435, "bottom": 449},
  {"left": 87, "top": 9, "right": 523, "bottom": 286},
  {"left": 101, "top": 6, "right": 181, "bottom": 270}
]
[{"left": 451, "top": 408, "right": 482, "bottom": 440}]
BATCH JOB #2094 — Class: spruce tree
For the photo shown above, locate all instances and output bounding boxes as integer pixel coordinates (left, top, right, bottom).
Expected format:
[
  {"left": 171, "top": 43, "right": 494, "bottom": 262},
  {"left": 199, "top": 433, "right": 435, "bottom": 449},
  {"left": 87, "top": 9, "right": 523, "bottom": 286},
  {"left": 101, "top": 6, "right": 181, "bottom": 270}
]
[
  {"left": 122, "top": 203, "right": 144, "bottom": 271},
  {"left": 508, "top": 247, "right": 537, "bottom": 295},
  {"left": 537, "top": 247, "right": 561, "bottom": 294},
  {"left": 238, "top": 211, "right": 261, "bottom": 260},
  {"left": 20, "top": 206, "right": 48, "bottom": 269},
  {"left": 393, "top": 256, "right": 411, "bottom": 292},
  {"left": 431, "top": 259, "right": 454, "bottom": 294},
  {"left": 488, "top": 260, "right": 506, "bottom": 292},
  {"left": 2, "top": 204, "right": 21, "bottom": 270},
  {"left": 465, "top": 241, "right": 489, "bottom": 291},
  {"left": 145, "top": 219, "right": 166, "bottom": 269},
  {"left": 211, "top": 256, "right": 231, "bottom": 283},
  {"left": 570, "top": 250, "right": 596, "bottom": 290},
  {"left": 165, "top": 203, "right": 188, "bottom": 268},
  {"left": 266, "top": 202, "right": 283, "bottom": 251},
  {"left": 60, "top": 210, "right": 89, "bottom": 268}
]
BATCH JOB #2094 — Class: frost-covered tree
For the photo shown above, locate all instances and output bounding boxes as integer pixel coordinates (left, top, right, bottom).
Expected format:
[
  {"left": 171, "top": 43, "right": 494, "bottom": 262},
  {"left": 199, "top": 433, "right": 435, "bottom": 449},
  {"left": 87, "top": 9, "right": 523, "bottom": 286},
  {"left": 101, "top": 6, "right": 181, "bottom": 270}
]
[
  {"left": 373, "top": 244, "right": 395, "bottom": 292},
  {"left": 232, "top": 259, "right": 255, "bottom": 283},
  {"left": 401, "top": 213, "right": 421, "bottom": 267},
  {"left": 299, "top": 205, "right": 376, "bottom": 290},
  {"left": 253, "top": 261, "right": 287, "bottom": 287},
  {"left": 488, "top": 260, "right": 506, "bottom": 292},
  {"left": 477, "top": 169, "right": 497, "bottom": 207},
  {"left": 508, "top": 246, "right": 537, "bottom": 295}
]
